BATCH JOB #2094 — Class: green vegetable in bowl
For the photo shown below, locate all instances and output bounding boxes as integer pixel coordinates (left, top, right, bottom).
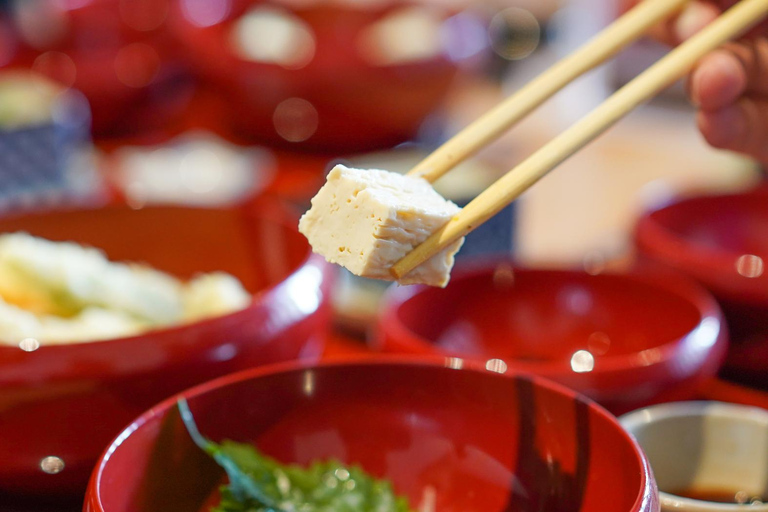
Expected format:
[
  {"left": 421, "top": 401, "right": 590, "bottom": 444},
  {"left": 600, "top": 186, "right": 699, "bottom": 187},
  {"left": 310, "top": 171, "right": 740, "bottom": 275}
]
[{"left": 178, "top": 399, "right": 416, "bottom": 512}]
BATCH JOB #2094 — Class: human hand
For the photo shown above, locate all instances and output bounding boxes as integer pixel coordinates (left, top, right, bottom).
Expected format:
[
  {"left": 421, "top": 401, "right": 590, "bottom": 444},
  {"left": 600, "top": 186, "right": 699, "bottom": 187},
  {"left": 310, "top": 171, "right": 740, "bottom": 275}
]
[{"left": 646, "top": 1, "right": 768, "bottom": 164}]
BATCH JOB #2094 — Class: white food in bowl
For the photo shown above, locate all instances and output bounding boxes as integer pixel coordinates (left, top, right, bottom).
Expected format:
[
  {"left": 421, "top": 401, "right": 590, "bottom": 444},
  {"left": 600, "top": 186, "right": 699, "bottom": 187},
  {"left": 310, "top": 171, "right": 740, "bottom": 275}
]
[{"left": 0, "top": 233, "right": 251, "bottom": 344}]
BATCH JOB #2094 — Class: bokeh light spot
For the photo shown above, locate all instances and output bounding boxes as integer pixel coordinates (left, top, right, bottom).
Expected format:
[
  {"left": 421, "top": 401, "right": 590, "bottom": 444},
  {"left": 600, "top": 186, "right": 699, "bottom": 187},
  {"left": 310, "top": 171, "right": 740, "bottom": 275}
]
[
  {"left": 40, "top": 456, "right": 65, "bottom": 474},
  {"left": 114, "top": 43, "right": 160, "bottom": 88},
  {"left": 489, "top": 7, "right": 541, "bottom": 61},
  {"left": 570, "top": 350, "right": 595, "bottom": 373},
  {"left": 181, "top": 0, "right": 231, "bottom": 27},
  {"left": 492, "top": 263, "right": 515, "bottom": 289},
  {"left": 587, "top": 332, "right": 611, "bottom": 355},
  {"left": 273, "top": 98, "right": 318, "bottom": 143},
  {"left": 485, "top": 358, "right": 508, "bottom": 374},
  {"left": 32, "top": 51, "right": 77, "bottom": 89},
  {"left": 19, "top": 338, "right": 40, "bottom": 352},
  {"left": 736, "top": 254, "right": 764, "bottom": 278}
]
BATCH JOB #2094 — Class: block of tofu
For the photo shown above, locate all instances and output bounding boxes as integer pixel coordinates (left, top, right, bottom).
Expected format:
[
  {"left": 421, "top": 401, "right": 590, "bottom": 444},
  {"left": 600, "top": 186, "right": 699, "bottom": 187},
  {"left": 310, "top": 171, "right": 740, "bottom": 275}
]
[{"left": 299, "top": 164, "right": 464, "bottom": 287}]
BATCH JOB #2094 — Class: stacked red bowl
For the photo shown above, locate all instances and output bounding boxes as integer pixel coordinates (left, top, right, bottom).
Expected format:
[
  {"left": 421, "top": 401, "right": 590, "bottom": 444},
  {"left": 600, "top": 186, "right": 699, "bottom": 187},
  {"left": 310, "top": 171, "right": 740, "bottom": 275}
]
[
  {"left": 634, "top": 186, "right": 768, "bottom": 390},
  {"left": 0, "top": 198, "right": 332, "bottom": 499},
  {"left": 168, "top": 0, "right": 484, "bottom": 151},
  {"left": 10, "top": 0, "right": 194, "bottom": 137}
]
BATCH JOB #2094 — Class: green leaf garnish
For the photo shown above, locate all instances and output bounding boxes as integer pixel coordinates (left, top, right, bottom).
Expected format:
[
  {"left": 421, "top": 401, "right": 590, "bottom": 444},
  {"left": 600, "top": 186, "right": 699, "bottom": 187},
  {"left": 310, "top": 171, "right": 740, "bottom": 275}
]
[{"left": 177, "top": 399, "right": 416, "bottom": 512}]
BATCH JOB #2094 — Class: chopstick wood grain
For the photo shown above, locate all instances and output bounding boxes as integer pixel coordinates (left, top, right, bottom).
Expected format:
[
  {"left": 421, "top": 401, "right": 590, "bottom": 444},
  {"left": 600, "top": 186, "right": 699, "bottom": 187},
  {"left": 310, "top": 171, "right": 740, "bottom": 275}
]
[
  {"left": 407, "top": 0, "right": 691, "bottom": 184},
  {"left": 392, "top": 0, "right": 768, "bottom": 280}
]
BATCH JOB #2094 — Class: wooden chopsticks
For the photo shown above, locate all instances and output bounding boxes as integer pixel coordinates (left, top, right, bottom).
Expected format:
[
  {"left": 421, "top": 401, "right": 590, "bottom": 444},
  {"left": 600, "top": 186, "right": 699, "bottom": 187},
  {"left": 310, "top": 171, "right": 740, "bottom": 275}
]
[
  {"left": 407, "top": 0, "right": 690, "bottom": 184},
  {"left": 391, "top": 0, "right": 768, "bottom": 280}
]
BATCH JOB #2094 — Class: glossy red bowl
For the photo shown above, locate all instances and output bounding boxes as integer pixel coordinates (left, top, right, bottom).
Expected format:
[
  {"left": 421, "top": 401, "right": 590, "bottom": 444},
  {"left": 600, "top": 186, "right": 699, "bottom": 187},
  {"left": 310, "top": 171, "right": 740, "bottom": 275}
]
[
  {"left": 376, "top": 261, "right": 728, "bottom": 415},
  {"left": 85, "top": 358, "right": 659, "bottom": 512},
  {"left": 0, "top": 198, "right": 332, "bottom": 498},
  {"left": 634, "top": 187, "right": 768, "bottom": 388},
  {"left": 168, "top": 0, "right": 481, "bottom": 152},
  {"left": 11, "top": 0, "right": 194, "bottom": 137}
]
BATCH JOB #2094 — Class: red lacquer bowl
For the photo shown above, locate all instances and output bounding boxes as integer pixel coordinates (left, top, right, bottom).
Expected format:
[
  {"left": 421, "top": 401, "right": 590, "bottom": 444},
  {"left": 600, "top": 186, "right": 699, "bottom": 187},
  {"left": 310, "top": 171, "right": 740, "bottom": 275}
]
[
  {"left": 11, "top": 0, "right": 194, "bottom": 137},
  {"left": 168, "top": 0, "right": 482, "bottom": 152},
  {"left": 634, "top": 187, "right": 768, "bottom": 388},
  {"left": 84, "top": 358, "right": 659, "bottom": 512},
  {"left": 375, "top": 261, "right": 728, "bottom": 415},
  {"left": 0, "top": 199, "right": 333, "bottom": 498}
]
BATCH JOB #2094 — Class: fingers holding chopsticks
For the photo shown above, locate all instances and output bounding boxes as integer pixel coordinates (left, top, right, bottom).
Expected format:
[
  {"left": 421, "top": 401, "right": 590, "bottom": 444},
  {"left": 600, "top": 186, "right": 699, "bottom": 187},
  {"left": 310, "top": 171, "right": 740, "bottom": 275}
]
[
  {"left": 627, "top": 0, "right": 768, "bottom": 164},
  {"left": 635, "top": 0, "right": 767, "bottom": 44},
  {"left": 690, "top": 38, "right": 768, "bottom": 163}
]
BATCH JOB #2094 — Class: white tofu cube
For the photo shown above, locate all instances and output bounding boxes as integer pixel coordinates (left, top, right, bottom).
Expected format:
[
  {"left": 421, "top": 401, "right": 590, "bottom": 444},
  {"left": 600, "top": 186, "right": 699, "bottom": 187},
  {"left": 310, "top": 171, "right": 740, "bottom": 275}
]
[{"left": 298, "top": 164, "right": 464, "bottom": 287}]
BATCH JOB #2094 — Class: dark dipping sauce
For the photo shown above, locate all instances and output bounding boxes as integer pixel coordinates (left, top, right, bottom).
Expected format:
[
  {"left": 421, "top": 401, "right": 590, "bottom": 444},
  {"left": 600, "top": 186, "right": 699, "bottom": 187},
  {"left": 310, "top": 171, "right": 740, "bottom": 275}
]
[{"left": 670, "top": 487, "right": 768, "bottom": 505}]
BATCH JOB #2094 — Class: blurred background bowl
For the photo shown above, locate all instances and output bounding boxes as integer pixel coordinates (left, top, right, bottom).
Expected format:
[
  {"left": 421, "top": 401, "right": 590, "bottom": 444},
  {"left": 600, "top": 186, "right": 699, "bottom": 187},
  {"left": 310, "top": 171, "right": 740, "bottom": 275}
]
[
  {"left": 0, "top": 197, "right": 332, "bottom": 499},
  {"left": 168, "top": 0, "right": 486, "bottom": 152},
  {"left": 9, "top": 0, "right": 195, "bottom": 138},
  {"left": 634, "top": 186, "right": 768, "bottom": 390},
  {"left": 375, "top": 260, "right": 727, "bottom": 414},
  {"left": 84, "top": 358, "right": 659, "bottom": 512}
]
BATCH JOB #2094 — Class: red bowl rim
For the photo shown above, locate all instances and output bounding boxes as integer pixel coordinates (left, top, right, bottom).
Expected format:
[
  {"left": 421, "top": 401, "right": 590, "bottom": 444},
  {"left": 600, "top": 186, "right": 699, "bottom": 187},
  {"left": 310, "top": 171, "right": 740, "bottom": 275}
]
[
  {"left": 167, "top": 0, "right": 463, "bottom": 73},
  {"left": 85, "top": 355, "right": 657, "bottom": 512},
  {"left": 376, "top": 259, "right": 726, "bottom": 378},
  {"left": 0, "top": 198, "right": 318, "bottom": 352},
  {"left": 634, "top": 190, "right": 768, "bottom": 277}
]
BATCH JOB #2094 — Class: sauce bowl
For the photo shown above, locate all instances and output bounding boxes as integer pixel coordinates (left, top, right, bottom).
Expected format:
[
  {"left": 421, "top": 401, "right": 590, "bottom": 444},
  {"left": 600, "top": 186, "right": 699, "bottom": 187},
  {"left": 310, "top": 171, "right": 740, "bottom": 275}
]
[{"left": 621, "top": 401, "right": 768, "bottom": 512}]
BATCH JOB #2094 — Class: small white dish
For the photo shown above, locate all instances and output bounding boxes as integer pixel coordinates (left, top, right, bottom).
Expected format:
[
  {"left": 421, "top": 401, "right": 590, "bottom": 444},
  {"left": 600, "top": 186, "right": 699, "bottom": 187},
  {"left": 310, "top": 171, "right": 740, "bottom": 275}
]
[{"left": 620, "top": 401, "right": 768, "bottom": 511}]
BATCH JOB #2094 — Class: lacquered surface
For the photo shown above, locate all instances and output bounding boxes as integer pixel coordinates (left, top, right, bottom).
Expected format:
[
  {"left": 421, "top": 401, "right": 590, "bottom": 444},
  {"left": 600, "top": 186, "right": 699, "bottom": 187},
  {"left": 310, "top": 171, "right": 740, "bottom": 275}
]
[
  {"left": 635, "top": 189, "right": 768, "bottom": 308},
  {"left": 168, "top": 0, "right": 467, "bottom": 151},
  {"left": 634, "top": 187, "right": 768, "bottom": 388},
  {"left": 84, "top": 359, "right": 659, "bottom": 512},
  {"left": 10, "top": 0, "right": 193, "bottom": 137},
  {"left": 376, "top": 262, "right": 727, "bottom": 414},
  {"left": 0, "top": 199, "right": 333, "bottom": 497}
]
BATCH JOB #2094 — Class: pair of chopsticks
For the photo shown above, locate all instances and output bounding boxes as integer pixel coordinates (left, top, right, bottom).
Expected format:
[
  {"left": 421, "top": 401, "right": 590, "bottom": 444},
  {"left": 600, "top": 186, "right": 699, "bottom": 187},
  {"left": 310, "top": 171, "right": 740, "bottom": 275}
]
[{"left": 391, "top": 0, "right": 768, "bottom": 280}]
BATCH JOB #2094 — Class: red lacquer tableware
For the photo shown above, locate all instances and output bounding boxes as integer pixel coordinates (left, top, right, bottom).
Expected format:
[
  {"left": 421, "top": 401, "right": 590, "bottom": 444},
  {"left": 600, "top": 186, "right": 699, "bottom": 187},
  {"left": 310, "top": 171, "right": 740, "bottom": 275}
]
[
  {"left": 10, "top": 0, "right": 194, "bottom": 137},
  {"left": 84, "top": 358, "right": 659, "bottom": 512},
  {"left": 376, "top": 260, "right": 728, "bottom": 415},
  {"left": 634, "top": 187, "right": 768, "bottom": 388},
  {"left": 698, "top": 378, "right": 768, "bottom": 410},
  {"left": 0, "top": 198, "right": 333, "bottom": 498},
  {"left": 168, "top": 0, "right": 484, "bottom": 152}
]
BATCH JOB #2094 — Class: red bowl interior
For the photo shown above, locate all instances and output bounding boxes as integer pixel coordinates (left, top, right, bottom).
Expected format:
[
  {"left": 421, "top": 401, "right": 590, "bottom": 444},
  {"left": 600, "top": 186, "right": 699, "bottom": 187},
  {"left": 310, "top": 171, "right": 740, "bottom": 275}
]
[
  {"left": 376, "top": 262, "right": 727, "bottom": 414},
  {"left": 168, "top": 0, "right": 464, "bottom": 151},
  {"left": 0, "top": 199, "right": 332, "bottom": 498},
  {"left": 85, "top": 359, "right": 659, "bottom": 512}
]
